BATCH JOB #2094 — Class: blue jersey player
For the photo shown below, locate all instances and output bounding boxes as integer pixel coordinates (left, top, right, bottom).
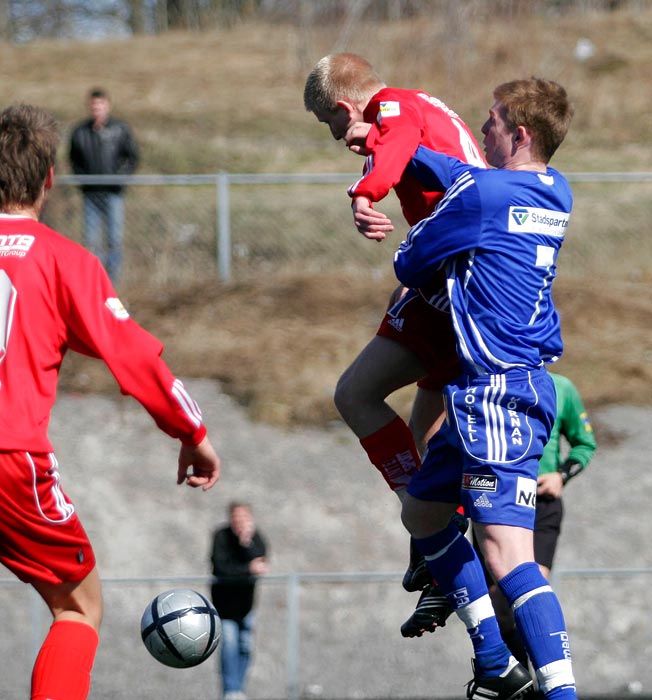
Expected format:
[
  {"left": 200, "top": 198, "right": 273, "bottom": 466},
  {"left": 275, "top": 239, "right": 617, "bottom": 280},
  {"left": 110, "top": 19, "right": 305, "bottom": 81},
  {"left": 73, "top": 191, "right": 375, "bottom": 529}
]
[{"left": 395, "top": 79, "right": 577, "bottom": 700}]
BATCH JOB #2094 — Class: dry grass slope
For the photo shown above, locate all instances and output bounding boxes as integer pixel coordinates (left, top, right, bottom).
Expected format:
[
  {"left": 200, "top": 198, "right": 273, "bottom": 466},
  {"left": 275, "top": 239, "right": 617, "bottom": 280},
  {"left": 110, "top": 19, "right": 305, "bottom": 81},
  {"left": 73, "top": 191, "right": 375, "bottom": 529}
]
[
  {"left": 2, "top": 7, "right": 649, "bottom": 426},
  {"left": 60, "top": 270, "right": 652, "bottom": 429},
  {"left": 1, "top": 7, "right": 650, "bottom": 173}
]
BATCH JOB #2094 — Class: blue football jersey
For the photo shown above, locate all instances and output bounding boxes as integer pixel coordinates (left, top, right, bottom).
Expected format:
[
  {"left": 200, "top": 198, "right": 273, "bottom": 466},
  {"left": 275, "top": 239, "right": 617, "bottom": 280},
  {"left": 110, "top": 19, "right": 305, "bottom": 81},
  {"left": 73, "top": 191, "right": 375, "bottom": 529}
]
[{"left": 394, "top": 146, "right": 573, "bottom": 376}]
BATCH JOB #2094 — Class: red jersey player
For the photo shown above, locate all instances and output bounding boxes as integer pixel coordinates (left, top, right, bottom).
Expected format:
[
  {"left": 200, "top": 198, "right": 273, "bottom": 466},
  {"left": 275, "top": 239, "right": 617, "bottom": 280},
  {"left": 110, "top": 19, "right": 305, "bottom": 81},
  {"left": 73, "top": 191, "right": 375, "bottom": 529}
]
[
  {"left": 304, "top": 53, "right": 486, "bottom": 636},
  {"left": 0, "top": 104, "right": 221, "bottom": 700}
]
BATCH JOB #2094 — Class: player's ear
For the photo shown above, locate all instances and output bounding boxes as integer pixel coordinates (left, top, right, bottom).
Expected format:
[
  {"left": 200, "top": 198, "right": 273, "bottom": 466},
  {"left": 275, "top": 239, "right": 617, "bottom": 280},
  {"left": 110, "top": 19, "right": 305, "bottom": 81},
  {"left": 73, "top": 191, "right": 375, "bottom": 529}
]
[
  {"left": 44, "top": 167, "right": 55, "bottom": 191},
  {"left": 514, "top": 125, "right": 529, "bottom": 146},
  {"left": 336, "top": 99, "right": 355, "bottom": 117}
]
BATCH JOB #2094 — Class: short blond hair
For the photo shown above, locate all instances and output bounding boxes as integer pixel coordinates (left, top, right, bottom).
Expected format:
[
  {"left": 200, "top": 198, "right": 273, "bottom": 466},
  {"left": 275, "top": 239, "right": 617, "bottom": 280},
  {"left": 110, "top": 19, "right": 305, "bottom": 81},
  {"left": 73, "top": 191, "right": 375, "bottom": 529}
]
[{"left": 303, "top": 53, "right": 386, "bottom": 114}]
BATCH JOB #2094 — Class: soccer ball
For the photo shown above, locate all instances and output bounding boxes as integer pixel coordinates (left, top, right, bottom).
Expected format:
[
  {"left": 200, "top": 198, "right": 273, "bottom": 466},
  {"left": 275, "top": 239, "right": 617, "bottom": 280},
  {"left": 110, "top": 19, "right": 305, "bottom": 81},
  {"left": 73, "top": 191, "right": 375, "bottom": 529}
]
[{"left": 140, "top": 588, "right": 221, "bottom": 668}]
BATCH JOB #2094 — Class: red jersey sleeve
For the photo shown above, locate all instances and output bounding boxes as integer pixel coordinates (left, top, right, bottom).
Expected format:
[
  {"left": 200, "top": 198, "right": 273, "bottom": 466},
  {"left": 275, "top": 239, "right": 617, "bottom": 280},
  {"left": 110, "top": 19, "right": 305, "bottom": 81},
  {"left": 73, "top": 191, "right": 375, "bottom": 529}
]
[
  {"left": 347, "top": 88, "right": 487, "bottom": 226},
  {"left": 347, "top": 90, "right": 424, "bottom": 205},
  {"left": 59, "top": 250, "right": 206, "bottom": 447},
  {"left": 0, "top": 218, "right": 208, "bottom": 451}
]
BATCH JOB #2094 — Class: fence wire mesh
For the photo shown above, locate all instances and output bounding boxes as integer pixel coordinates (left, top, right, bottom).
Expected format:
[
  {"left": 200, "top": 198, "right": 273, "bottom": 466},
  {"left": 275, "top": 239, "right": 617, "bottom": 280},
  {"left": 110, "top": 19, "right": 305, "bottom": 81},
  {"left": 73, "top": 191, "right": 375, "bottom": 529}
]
[
  {"left": 1, "top": 570, "right": 651, "bottom": 700},
  {"left": 48, "top": 173, "right": 651, "bottom": 292}
]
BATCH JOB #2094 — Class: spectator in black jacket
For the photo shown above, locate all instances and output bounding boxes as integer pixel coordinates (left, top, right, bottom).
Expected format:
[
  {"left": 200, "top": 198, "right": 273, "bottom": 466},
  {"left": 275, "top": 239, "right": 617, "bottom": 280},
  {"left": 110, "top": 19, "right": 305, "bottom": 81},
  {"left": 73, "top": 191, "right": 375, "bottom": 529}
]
[
  {"left": 211, "top": 501, "right": 268, "bottom": 700},
  {"left": 69, "top": 88, "right": 139, "bottom": 282}
]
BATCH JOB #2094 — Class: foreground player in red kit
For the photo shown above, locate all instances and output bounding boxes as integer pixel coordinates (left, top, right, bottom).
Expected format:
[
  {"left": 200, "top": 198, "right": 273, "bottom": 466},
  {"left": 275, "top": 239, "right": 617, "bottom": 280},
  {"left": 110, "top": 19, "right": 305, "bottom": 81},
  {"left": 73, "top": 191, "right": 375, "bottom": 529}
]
[{"left": 0, "top": 104, "right": 221, "bottom": 700}]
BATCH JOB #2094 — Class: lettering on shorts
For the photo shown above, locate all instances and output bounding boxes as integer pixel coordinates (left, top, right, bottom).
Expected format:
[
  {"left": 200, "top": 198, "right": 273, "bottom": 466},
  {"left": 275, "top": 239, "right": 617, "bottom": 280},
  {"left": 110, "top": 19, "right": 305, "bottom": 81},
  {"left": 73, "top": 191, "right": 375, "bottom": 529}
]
[
  {"left": 516, "top": 475, "right": 537, "bottom": 508},
  {"left": 463, "top": 474, "right": 497, "bottom": 492},
  {"left": 506, "top": 397, "right": 524, "bottom": 446},
  {"left": 463, "top": 386, "right": 480, "bottom": 444}
]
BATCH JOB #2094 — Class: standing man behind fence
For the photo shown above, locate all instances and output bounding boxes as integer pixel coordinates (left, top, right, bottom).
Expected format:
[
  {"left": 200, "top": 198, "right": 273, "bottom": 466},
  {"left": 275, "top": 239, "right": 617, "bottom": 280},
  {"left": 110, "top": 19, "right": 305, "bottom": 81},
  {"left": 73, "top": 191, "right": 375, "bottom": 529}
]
[
  {"left": 69, "top": 87, "right": 139, "bottom": 283},
  {"left": 211, "top": 501, "right": 269, "bottom": 700}
]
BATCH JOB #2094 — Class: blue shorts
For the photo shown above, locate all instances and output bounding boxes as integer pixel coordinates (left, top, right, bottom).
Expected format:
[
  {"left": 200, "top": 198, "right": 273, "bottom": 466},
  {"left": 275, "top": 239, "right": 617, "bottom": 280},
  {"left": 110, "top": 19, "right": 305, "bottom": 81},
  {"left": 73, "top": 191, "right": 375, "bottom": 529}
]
[{"left": 407, "top": 368, "right": 556, "bottom": 528}]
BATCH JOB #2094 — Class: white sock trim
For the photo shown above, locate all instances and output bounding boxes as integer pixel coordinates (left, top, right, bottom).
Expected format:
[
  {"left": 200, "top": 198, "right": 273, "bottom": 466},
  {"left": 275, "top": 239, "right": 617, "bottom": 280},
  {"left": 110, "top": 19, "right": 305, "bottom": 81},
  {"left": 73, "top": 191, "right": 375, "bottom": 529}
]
[
  {"left": 456, "top": 593, "right": 496, "bottom": 629},
  {"left": 423, "top": 529, "right": 462, "bottom": 560},
  {"left": 535, "top": 659, "right": 576, "bottom": 693},
  {"left": 512, "top": 584, "right": 553, "bottom": 610}
]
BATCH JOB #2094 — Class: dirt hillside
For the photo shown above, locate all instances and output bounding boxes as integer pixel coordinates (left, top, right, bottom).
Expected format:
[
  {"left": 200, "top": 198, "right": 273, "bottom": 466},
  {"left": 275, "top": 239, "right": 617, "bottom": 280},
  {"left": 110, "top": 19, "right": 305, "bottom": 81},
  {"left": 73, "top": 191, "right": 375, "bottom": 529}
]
[{"left": 58, "top": 271, "right": 652, "bottom": 430}]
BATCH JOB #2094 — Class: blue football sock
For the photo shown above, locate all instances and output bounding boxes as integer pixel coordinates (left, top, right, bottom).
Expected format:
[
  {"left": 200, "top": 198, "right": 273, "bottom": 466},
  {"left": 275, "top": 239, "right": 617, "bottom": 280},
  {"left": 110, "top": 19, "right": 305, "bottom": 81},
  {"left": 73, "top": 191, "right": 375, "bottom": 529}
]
[
  {"left": 499, "top": 563, "right": 576, "bottom": 699},
  {"left": 414, "top": 522, "right": 511, "bottom": 676}
]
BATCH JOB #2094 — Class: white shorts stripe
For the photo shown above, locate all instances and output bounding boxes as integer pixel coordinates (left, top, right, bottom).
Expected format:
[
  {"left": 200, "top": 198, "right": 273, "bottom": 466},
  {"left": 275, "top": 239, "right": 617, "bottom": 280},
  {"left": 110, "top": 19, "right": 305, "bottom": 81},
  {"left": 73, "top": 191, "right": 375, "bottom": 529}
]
[{"left": 27, "top": 452, "right": 75, "bottom": 523}]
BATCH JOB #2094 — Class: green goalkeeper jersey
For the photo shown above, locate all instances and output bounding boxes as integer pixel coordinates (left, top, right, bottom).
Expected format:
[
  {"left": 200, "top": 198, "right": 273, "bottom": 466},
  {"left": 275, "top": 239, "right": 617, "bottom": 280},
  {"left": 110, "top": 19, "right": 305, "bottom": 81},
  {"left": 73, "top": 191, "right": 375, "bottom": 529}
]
[{"left": 539, "top": 373, "right": 597, "bottom": 476}]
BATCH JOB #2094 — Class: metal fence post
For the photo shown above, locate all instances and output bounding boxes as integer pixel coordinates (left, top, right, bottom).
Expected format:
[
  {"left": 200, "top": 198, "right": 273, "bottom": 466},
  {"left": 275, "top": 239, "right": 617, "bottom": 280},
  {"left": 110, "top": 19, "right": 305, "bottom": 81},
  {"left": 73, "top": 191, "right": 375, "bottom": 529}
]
[
  {"left": 217, "top": 171, "right": 232, "bottom": 282},
  {"left": 286, "top": 573, "right": 301, "bottom": 700}
]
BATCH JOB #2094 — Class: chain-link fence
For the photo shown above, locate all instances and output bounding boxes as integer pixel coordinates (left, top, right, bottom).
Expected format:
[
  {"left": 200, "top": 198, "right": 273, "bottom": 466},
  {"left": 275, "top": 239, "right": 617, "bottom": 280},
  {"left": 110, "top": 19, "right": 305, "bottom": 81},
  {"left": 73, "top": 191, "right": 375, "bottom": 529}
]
[{"left": 48, "top": 172, "right": 651, "bottom": 291}]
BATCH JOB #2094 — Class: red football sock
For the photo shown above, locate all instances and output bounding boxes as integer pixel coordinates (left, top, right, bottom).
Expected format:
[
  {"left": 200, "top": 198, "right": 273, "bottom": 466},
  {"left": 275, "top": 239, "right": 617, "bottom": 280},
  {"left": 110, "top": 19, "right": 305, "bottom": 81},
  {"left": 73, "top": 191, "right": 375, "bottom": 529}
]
[
  {"left": 360, "top": 416, "right": 421, "bottom": 491},
  {"left": 31, "top": 619, "right": 99, "bottom": 700}
]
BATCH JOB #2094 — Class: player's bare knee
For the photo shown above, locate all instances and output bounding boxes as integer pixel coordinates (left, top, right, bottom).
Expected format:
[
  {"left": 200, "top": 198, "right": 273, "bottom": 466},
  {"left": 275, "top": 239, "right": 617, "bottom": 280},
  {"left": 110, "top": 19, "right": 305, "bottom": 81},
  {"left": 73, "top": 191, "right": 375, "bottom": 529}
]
[
  {"left": 402, "top": 496, "right": 455, "bottom": 539},
  {"left": 401, "top": 497, "right": 430, "bottom": 537},
  {"left": 333, "top": 371, "right": 358, "bottom": 419}
]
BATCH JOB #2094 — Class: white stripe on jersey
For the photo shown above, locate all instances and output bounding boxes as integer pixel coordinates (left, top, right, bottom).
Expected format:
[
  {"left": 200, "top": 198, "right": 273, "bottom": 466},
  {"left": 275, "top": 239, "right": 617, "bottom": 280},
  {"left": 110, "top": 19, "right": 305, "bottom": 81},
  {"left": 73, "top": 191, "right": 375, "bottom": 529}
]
[
  {"left": 435, "top": 170, "right": 475, "bottom": 215},
  {"left": 347, "top": 154, "right": 375, "bottom": 196},
  {"left": 528, "top": 266, "right": 555, "bottom": 326},
  {"left": 447, "top": 259, "right": 530, "bottom": 374},
  {"left": 171, "top": 379, "right": 202, "bottom": 428}
]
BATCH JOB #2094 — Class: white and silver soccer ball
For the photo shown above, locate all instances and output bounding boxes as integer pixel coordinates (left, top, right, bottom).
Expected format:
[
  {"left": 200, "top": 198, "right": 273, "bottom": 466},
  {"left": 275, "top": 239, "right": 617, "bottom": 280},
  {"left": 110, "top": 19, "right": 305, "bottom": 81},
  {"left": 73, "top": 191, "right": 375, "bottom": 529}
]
[{"left": 140, "top": 588, "right": 221, "bottom": 668}]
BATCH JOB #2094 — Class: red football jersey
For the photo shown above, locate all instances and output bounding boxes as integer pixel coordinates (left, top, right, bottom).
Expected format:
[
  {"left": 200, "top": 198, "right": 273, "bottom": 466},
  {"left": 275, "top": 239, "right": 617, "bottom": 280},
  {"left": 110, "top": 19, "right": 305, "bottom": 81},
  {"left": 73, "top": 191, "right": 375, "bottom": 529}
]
[
  {"left": 348, "top": 87, "right": 487, "bottom": 225},
  {"left": 0, "top": 215, "right": 206, "bottom": 452}
]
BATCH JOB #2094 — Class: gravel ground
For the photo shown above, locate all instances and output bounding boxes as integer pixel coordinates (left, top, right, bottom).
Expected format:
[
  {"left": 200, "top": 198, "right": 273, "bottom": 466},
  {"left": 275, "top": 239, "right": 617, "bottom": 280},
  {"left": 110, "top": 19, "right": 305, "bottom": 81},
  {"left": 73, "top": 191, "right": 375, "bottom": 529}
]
[{"left": 0, "top": 381, "right": 649, "bottom": 700}]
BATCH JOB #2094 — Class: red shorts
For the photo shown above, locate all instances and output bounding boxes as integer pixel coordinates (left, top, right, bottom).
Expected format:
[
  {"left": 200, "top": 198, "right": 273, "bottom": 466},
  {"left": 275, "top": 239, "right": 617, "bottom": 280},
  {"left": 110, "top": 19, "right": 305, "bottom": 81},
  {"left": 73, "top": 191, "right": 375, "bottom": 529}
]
[
  {"left": 0, "top": 451, "right": 95, "bottom": 585},
  {"left": 377, "top": 288, "right": 461, "bottom": 392}
]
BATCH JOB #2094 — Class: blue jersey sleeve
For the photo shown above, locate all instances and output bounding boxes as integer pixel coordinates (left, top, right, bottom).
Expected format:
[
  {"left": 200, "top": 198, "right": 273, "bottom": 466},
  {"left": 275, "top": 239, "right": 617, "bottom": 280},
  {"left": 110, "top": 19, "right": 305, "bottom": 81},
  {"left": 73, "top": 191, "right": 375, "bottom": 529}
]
[
  {"left": 394, "top": 153, "right": 483, "bottom": 288},
  {"left": 406, "top": 145, "right": 481, "bottom": 190},
  {"left": 406, "top": 146, "right": 455, "bottom": 190}
]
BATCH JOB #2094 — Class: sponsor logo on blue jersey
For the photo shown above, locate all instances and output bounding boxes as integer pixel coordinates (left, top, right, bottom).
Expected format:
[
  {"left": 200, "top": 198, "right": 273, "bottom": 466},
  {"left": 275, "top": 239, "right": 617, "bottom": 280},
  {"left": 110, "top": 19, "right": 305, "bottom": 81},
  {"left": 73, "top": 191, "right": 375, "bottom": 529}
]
[
  {"left": 508, "top": 206, "right": 569, "bottom": 237},
  {"left": 511, "top": 208, "right": 530, "bottom": 226}
]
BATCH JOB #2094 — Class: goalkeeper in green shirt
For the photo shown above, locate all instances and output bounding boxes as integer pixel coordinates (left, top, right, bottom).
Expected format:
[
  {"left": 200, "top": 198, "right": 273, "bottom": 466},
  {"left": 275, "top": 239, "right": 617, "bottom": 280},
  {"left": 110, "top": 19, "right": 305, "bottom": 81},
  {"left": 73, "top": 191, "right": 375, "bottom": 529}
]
[{"left": 475, "top": 372, "right": 597, "bottom": 668}]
